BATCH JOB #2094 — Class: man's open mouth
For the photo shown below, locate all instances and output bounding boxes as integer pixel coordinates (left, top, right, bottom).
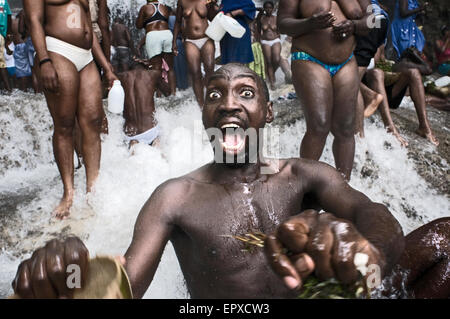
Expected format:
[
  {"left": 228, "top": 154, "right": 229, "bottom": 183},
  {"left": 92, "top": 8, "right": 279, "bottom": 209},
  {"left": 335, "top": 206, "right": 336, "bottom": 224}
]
[{"left": 220, "top": 123, "right": 246, "bottom": 154}]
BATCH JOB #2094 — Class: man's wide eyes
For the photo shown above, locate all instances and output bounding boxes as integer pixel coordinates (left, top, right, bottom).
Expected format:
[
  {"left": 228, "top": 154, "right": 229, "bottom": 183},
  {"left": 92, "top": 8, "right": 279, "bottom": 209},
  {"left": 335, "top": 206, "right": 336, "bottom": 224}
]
[
  {"left": 209, "top": 91, "right": 221, "bottom": 99},
  {"left": 240, "top": 89, "right": 254, "bottom": 98}
]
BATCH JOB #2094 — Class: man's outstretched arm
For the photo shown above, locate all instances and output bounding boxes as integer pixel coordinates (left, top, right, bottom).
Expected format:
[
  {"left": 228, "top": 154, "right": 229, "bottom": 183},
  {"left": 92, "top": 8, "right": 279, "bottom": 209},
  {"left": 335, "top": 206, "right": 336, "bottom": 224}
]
[
  {"left": 305, "top": 161, "right": 405, "bottom": 270},
  {"left": 124, "top": 180, "right": 180, "bottom": 298},
  {"left": 265, "top": 160, "right": 404, "bottom": 291}
]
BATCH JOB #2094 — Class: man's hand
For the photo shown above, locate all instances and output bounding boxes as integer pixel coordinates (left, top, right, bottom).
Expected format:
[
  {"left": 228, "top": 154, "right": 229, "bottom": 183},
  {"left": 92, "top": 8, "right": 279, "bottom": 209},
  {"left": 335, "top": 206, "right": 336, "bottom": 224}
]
[
  {"left": 265, "top": 210, "right": 385, "bottom": 290},
  {"left": 40, "top": 62, "right": 60, "bottom": 93},
  {"left": 308, "top": 11, "right": 336, "bottom": 30},
  {"left": 12, "top": 237, "right": 90, "bottom": 299},
  {"left": 172, "top": 41, "right": 178, "bottom": 56},
  {"left": 332, "top": 20, "right": 355, "bottom": 40}
]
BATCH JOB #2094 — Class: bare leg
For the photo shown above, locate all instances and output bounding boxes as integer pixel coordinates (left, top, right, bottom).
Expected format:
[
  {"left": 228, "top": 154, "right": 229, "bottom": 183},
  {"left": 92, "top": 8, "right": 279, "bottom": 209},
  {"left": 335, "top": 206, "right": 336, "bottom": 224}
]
[
  {"left": 185, "top": 42, "right": 204, "bottom": 106},
  {"left": 162, "top": 53, "right": 176, "bottom": 96},
  {"left": 43, "top": 52, "right": 80, "bottom": 219},
  {"left": 0, "top": 68, "right": 11, "bottom": 92},
  {"left": 355, "top": 67, "right": 367, "bottom": 137},
  {"left": 365, "top": 69, "right": 408, "bottom": 147},
  {"left": 279, "top": 57, "right": 292, "bottom": 83},
  {"left": 360, "top": 83, "right": 383, "bottom": 117},
  {"left": 425, "top": 95, "right": 450, "bottom": 111},
  {"left": 292, "top": 60, "right": 333, "bottom": 161},
  {"left": 261, "top": 44, "right": 275, "bottom": 90},
  {"left": 77, "top": 62, "right": 104, "bottom": 193},
  {"left": 392, "top": 69, "right": 438, "bottom": 145},
  {"left": 200, "top": 40, "right": 215, "bottom": 87},
  {"left": 271, "top": 42, "right": 281, "bottom": 77},
  {"left": 330, "top": 58, "right": 359, "bottom": 180}
]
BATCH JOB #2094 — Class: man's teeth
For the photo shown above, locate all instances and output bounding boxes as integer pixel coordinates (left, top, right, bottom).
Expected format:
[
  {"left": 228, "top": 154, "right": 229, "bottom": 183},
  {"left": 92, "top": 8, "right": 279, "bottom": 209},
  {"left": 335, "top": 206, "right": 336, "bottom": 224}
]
[
  {"left": 221, "top": 140, "right": 245, "bottom": 151},
  {"left": 221, "top": 123, "right": 241, "bottom": 129}
]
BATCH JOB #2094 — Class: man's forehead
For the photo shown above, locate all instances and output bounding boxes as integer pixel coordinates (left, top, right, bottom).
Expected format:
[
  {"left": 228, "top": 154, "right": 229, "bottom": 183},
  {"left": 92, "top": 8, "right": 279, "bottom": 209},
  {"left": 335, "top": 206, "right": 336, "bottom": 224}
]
[{"left": 208, "top": 71, "right": 259, "bottom": 86}]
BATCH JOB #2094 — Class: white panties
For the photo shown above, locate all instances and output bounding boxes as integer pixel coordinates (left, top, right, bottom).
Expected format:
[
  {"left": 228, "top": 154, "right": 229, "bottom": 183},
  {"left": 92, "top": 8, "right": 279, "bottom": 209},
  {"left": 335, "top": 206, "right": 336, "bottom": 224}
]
[
  {"left": 185, "top": 37, "right": 210, "bottom": 50},
  {"left": 125, "top": 125, "right": 160, "bottom": 145},
  {"left": 45, "top": 36, "right": 93, "bottom": 72},
  {"left": 261, "top": 38, "right": 281, "bottom": 47}
]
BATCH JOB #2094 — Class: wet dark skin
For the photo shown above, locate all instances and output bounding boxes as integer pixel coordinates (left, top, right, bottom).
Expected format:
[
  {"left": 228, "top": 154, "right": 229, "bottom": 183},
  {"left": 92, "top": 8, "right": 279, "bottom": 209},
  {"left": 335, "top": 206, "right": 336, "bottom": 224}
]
[
  {"left": 120, "top": 59, "right": 170, "bottom": 143},
  {"left": 12, "top": 64, "right": 408, "bottom": 299},
  {"left": 136, "top": 1, "right": 176, "bottom": 96},
  {"left": 24, "top": 0, "right": 118, "bottom": 219},
  {"left": 111, "top": 18, "right": 134, "bottom": 73},
  {"left": 278, "top": 0, "right": 371, "bottom": 180},
  {"left": 173, "top": 0, "right": 216, "bottom": 107}
]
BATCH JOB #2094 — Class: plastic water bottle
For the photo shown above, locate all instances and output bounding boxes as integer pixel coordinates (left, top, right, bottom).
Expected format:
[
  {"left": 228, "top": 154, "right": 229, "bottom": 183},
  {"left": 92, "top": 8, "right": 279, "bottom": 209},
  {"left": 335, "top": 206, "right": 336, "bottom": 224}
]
[{"left": 107, "top": 80, "right": 125, "bottom": 114}]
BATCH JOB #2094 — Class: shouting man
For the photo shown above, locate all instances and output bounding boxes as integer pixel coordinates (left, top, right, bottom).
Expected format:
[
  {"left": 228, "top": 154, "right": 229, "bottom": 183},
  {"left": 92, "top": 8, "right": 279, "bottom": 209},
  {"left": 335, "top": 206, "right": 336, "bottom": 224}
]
[{"left": 11, "top": 65, "right": 449, "bottom": 299}]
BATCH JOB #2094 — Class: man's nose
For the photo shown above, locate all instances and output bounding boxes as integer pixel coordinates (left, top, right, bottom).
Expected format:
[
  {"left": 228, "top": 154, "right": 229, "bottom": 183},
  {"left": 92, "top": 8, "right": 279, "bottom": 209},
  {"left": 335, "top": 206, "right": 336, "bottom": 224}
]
[{"left": 219, "top": 92, "right": 241, "bottom": 113}]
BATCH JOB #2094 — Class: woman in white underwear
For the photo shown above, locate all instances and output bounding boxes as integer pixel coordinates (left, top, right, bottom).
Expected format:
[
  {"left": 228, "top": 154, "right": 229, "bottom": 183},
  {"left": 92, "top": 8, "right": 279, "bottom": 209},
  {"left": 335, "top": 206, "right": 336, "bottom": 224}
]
[
  {"left": 257, "top": 1, "right": 282, "bottom": 90},
  {"left": 24, "top": 0, "right": 118, "bottom": 219},
  {"left": 136, "top": 0, "right": 176, "bottom": 96},
  {"left": 172, "top": 0, "right": 216, "bottom": 107}
]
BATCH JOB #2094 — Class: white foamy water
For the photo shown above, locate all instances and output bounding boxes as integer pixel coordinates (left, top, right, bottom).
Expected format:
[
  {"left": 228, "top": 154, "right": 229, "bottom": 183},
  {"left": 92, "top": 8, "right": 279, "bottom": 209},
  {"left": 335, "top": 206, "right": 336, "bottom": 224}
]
[{"left": 0, "top": 86, "right": 449, "bottom": 298}]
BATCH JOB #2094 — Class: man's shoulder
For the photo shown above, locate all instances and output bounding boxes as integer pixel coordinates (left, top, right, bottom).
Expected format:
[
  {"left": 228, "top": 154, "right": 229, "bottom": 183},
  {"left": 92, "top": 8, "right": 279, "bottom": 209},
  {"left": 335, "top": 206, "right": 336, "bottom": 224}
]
[{"left": 280, "top": 157, "right": 333, "bottom": 174}]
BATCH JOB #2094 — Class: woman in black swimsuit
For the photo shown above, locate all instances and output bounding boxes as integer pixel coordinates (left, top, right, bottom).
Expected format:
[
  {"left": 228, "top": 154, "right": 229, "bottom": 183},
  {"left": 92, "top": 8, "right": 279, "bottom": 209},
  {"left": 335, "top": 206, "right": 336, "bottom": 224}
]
[{"left": 137, "top": 0, "right": 176, "bottom": 95}]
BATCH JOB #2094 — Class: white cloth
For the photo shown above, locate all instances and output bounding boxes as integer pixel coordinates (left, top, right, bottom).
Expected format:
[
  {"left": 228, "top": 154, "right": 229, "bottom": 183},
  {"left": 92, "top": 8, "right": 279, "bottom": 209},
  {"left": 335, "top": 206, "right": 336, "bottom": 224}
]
[
  {"left": 45, "top": 36, "right": 93, "bottom": 71},
  {"left": 4, "top": 42, "right": 14, "bottom": 68},
  {"left": 261, "top": 38, "right": 281, "bottom": 47},
  {"left": 125, "top": 125, "right": 160, "bottom": 145},
  {"left": 145, "top": 30, "right": 173, "bottom": 59}
]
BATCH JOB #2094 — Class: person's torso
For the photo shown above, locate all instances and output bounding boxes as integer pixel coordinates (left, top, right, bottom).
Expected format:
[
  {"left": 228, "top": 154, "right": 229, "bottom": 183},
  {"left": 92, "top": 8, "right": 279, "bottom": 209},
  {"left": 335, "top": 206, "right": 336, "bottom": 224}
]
[
  {"left": 143, "top": 2, "right": 170, "bottom": 33},
  {"left": 180, "top": 0, "right": 209, "bottom": 39},
  {"left": 292, "top": 0, "right": 363, "bottom": 64},
  {"left": 112, "top": 23, "right": 129, "bottom": 47},
  {"left": 261, "top": 14, "right": 279, "bottom": 41},
  {"left": 170, "top": 160, "right": 307, "bottom": 298},
  {"left": 44, "top": 0, "right": 93, "bottom": 50}
]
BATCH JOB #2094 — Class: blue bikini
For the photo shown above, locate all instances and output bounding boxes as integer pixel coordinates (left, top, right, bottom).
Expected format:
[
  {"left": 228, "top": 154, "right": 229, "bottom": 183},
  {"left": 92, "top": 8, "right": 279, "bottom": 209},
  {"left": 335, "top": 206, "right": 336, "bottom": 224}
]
[{"left": 291, "top": 51, "right": 354, "bottom": 77}]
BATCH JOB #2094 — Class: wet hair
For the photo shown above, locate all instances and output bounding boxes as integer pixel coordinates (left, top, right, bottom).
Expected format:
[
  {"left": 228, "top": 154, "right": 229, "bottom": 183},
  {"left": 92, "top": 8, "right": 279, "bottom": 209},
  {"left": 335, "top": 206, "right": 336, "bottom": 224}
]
[{"left": 263, "top": 1, "right": 274, "bottom": 8}]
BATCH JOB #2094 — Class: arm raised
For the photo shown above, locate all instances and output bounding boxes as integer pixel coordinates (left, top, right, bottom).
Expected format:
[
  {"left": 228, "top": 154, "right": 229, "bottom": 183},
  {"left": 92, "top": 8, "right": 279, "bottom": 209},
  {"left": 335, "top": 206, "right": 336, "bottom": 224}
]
[
  {"left": 124, "top": 179, "right": 183, "bottom": 298},
  {"left": 304, "top": 161, "right": 405, "bottom": 270}
]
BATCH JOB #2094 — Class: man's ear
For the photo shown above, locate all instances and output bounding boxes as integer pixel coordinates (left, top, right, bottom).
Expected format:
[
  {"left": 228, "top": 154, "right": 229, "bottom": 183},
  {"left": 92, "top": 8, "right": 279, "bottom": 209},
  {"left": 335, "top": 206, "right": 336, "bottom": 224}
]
[{"left": 265, "top": 101, "right": 274, "bottom": 123}]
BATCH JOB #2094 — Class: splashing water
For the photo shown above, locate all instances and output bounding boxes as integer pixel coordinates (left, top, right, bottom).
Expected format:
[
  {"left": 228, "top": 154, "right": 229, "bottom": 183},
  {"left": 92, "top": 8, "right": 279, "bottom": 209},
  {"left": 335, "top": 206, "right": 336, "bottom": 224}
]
[{"left": 0, "top": 85, "right": 448, "bottom": 298}]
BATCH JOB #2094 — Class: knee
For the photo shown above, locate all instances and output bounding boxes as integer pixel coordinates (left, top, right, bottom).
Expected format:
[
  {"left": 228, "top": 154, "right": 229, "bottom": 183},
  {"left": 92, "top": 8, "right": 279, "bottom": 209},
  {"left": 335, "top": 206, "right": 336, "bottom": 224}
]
[
  {"left": 272, "top": 55, "right": 280, "bottom": 65},
  {"left": 306, "top": 117, "right": 331, "bottom": 138},
  {"left": 331, "top": 117, "right": 355, "bottom": 139},
  {"left": 404, "top": 68, "right": 422, "bottom": 81},
  {"left": 54, "top": 117, "right": 75, "bottom": 136},
  {"left": 369, "top": 68, "right": 384, "bottom": 82},
  {"left": 79, "top": 113, "right": 103, "bottom": 132}
]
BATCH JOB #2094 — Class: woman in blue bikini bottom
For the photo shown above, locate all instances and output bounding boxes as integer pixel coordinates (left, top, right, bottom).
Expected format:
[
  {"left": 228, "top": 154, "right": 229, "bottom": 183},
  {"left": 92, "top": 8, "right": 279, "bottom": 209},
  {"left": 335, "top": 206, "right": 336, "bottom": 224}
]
[
  {"left": 291, "top": 51, "right": 354, "bottom": 77},
  {"left": 290, "top": 50, "right": 359, "bottom": 181}
]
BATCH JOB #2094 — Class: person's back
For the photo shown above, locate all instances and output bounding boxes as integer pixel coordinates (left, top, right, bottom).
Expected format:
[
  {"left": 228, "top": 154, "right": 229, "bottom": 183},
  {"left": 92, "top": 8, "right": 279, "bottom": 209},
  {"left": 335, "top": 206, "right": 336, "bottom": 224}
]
[{"left": 112, "top": 22, "right": 130, "bottom": 48}]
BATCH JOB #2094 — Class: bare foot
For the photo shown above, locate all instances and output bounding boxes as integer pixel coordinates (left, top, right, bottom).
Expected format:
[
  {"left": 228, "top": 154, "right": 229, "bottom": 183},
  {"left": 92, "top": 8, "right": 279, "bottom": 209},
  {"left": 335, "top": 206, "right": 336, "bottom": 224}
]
[
  {"left": 53, "top": 195, "right": 73, "bottom": 220},
  {"left": 364, "top": 93, "right": 383, "bottom": 118},
  {"left": 416, "top": 127, "right": 439, "bottom": 146}
]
